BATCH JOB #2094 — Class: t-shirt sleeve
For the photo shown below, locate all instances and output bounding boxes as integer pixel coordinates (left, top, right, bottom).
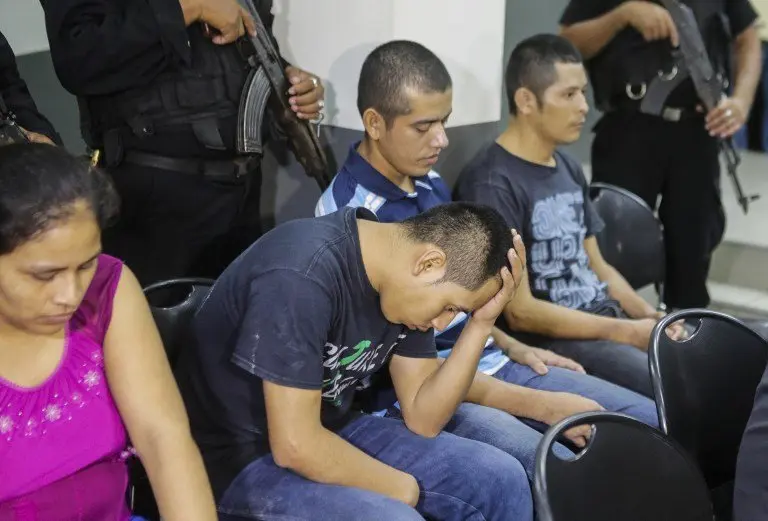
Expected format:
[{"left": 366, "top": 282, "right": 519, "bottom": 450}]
[
  {"left": 564, "top": 157, "right": 605, "bottom": 238},
  {"left": 394, "top": 329, "right": 437, "bottom": 359},
  {"left": 727, "top": 0, "right": 759, "bottom": 36},
  {"left": 458, "top": 179, "right": 528, "bottom": 234},
  {"left": 560, "top": 0, "right": 617, "bottom": 25},
  {"left": 230, "top": 270, "right": 332, "bottom": 389}
]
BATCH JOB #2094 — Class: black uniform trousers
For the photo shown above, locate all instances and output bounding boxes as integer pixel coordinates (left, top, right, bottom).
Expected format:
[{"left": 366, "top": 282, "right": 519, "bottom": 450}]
[
  {"left": 100, "top": 158, "right": 263, "bottom": 288},
  {"left": 590, "top": 110, "right": 726, "bottom": 309}
]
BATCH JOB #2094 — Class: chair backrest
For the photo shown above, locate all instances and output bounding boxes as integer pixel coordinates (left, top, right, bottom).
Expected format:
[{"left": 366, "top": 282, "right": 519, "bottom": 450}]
[
  {"left": 589, "top": 182, "right": 665, "bottom": 292},
  {"left": 142, "top": 277, "right": 215, "bottom": 367},
  {"left": 649, "top": 309, "right": 768, "bottom": 489},
  {"left": 534, "top": 411, "right": 714, "bottom": 521}
]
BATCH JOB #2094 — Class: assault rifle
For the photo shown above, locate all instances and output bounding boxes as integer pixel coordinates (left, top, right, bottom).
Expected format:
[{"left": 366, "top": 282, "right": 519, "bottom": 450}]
[
  {"left": 640, "top": 0, "right": 759, "bottom": 214},
  {"left": 234, "top": 0, "right": 332, "bottom": 191},
  {"left": 0, "top": 94, "right": 29, "bottom": 146}
]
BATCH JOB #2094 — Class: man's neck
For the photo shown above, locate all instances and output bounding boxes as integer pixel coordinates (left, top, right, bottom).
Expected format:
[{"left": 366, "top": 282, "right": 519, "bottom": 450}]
[
  {"left": 358, "top": 139, "right": 415, "bottom": 192},
  {"left": 356, "top": 218, "right": 391, "bottom": 294},
  {"left": 495, "top": 119, "right": 557, "bottom": 167}
]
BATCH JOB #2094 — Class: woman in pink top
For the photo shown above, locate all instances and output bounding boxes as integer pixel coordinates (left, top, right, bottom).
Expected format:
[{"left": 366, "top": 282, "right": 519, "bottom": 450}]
[{"left": 0, "top": 143, "right": 217, "bottom": 520}]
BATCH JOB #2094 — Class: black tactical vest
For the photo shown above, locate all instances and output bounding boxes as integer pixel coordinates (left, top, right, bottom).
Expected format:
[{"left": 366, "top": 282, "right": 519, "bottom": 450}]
[
  {"left": 586, "top": 0, "right": 732, "bottom": 111},
  {"left": 78, "top": 1, "right": 275, "bottom": 156}
]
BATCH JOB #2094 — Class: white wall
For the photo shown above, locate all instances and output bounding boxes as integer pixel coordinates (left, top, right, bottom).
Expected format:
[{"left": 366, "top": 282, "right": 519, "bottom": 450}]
[
  {"left": 0, "top": 0, "right": 49, "bottom": 55},
  {"left": 272, "top": 0, "right": 506, "bottom": 130},
  {"left": 0, "top": 0, "right": 507, "bottom": 130}
]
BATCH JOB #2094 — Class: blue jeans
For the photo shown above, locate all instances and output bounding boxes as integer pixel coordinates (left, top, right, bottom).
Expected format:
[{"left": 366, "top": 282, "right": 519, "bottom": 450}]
[
  {"left": 387, "top": 360, "right": 658, "bottom": 481},
  {"left": 218, "top": 414, "right": 533, "bottom": 521},
  {"left": 538, "top": 337, "right": 653, "bottom": 398},
  {"left": 493, "top": 361, "right": 658, "bottom": 429}
]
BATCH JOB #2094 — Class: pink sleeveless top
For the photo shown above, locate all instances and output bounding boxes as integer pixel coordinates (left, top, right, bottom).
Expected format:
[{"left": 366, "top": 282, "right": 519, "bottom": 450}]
[{"left": 0, "top": 254, "right": 132, "bottom": 520}]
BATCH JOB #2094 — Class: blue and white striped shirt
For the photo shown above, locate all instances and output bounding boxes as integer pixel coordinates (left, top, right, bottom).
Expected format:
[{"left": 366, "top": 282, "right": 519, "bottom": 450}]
[{"left": 316, "top": 142, "right": 509, "bottom": 375}]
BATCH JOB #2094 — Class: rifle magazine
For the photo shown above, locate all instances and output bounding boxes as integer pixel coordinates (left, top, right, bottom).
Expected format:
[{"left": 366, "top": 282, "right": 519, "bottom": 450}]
[{"left": 237, "top": 66, "right": 272, "bottom": 155}]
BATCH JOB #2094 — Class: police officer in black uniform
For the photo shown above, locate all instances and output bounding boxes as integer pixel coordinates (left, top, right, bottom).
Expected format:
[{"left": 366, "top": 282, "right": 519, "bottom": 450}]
[
  {"left": 39, "top": 0, "right": 325, "bottom": 286},
  {"left": 0, "top": 30, "right": 61, "bottom": 145},
  {"left": 559, "top": 0, "right": 761, "bottom": 310}
]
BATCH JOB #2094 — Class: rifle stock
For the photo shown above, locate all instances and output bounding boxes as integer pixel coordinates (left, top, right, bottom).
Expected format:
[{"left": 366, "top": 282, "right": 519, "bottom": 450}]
[
  {"left": 658, "top": 0, "right": 759, "bottom": 214},
  {"left": 235, "top": 0, "right": 332, "bottom": 191},
  {"left": 639, "top": 50, "right": 689, "bottom": 116}
]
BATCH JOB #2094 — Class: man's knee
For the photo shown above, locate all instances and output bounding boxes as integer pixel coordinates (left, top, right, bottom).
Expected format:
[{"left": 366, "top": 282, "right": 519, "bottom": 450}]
[
  {"left": 455, "top": 444, "right": 533, "bottom": 521},
  {"left": 426, "top": 438, "right": 533, "bottom": 521},
  {"left": 566, "top": 340, "right": 653, "bottom": 398}
]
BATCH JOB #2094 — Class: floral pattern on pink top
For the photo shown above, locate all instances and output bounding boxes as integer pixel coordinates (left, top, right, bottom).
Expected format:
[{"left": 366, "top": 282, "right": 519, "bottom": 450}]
[{"left": 0, "top": 254, "right": 132, "bottom": 521}]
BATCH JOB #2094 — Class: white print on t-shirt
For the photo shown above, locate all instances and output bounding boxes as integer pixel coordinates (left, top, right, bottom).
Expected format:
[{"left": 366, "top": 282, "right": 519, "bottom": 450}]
[
  {"left": 321, "top": 336, "right": 402, "bottom": 405},
  {"left": 529, "top": 190, "right": 607, "bottom": 310}
]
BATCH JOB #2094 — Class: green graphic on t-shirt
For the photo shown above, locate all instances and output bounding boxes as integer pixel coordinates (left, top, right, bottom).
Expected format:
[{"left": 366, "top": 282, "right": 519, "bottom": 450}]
[
  {"left": 339, "top": 340, "right": 371, "bottom": 366},
  {"left": 321, "top": 339, "right": 378, "bottom": 404}
]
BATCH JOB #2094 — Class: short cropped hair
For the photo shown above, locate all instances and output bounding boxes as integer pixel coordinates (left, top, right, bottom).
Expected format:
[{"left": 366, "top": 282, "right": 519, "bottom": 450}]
[
  {"left": 0, "top": 143, "right": 119, "bottom": 255},
  {"left": 399, "top": 202, "right": 512, "bottom": 291},
  {"left": 505, "top": 34, "right": 582, "bottom": 115},
  {"left": 357, "top": 40, "right": 452, "bottom": 126}
]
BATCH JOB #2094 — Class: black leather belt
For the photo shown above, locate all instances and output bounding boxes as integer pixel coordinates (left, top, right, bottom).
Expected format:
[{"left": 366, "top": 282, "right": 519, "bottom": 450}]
[
  {"left": 610, "top": 97, "right": 700, "bottom": 122},
  {"left": 123, "top": 150, "right": 258, "bottom": 182}
]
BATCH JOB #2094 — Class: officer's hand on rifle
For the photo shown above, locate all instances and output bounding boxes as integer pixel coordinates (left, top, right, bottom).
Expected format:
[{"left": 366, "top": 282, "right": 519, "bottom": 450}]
[
  {"left": 20, "top": 127, "right": 54, "bottom": 145},
  {"left": 702, "top": 96, "right": 748, "bottom": 138},
  {"left": 619, "top": 0, "right": 679, "bottom": 47},
  {"left": 286, "top": 66, "right": 325, "bottom": 121},
  {"left": 180, "top": 0, "right": 257, "bottom": 45}
]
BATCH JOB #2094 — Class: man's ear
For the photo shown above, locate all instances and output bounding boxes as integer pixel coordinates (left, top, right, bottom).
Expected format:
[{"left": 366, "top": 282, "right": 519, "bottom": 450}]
[
  {"left": 412, "top": 247, "right": 447, "bottom": 281},
  {"left": 362, "top": 108, "right": 385, "bottom": 141},
  {"left": 514, "top": 87, "right": 538, "bottom": 116}
]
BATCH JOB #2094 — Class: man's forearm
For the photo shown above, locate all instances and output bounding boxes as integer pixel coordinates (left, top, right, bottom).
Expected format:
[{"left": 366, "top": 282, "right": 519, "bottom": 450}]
[
  {"left": 140, "top": 429, "right": 218, "bottom": 521},
  {"left": 560, "top": 6, "right": 628, "bottom": 59},
  {"left": 405, "top": 319, "right": 494, "bottom": 436},
  {"left": 278, "top": 425, "right": 418, "bottom": 506},
  {"left": 464, "top": 370, "right": 557, "bottom": 424},
  {"left": 598, "top": 265, "right": 656, "bottom": 319},
  {"left": 732, "top": 27, "right": 762, "bottom": 108},
  {"left": 504, "top": 293, "right": 632, "bottom": 344}
]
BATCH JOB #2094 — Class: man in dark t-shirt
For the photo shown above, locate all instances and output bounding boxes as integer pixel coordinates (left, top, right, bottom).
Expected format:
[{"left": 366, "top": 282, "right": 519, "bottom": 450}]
[
  {"left": 176, "top": 203, "right": 537, "bottom": 520},
  {"left": 455, "top": 34, "right": 686, "bottom": 398}
]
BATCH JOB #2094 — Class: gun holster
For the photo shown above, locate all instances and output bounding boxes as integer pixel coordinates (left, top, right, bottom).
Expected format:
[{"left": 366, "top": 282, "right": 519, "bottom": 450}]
[{"left": 102, "top": 129, "right": 125, "bottom": 168}]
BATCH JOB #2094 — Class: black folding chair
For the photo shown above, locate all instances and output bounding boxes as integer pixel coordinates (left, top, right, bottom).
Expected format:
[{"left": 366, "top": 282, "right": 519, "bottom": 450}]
[
  {"left": 142, "top": 277, "right": 215, "bottom": 367},
  {"left": 589, "top": 182, "right": 666, "bottom": 308},
  {"left": 534, "top": 411, "right": 714, "bottom": 521},
  {"left": 649, "top": 309, "right": 768, "bottom": 519},
  {"left": 128, "top": 277, "right": 216, "bottom": 520}
]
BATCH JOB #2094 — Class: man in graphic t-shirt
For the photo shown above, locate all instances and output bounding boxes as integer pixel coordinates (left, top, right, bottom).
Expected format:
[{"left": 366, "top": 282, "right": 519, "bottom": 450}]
[
  {"left": 176, "top": 202, "right": 542, "bottom": 521},
  {"left": 455, "top": 34, "right": 686, "bottom": 398}
]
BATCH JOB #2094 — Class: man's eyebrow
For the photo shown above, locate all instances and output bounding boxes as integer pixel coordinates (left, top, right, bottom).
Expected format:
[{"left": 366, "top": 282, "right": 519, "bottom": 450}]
[{"left": 412, "top": 110, "right": 453, "bottom": 126}]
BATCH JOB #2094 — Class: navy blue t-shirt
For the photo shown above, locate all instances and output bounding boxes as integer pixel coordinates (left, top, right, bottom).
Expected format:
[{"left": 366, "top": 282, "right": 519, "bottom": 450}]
[
  {"left": 455, "top": 143, "right": 609, "bottom": 311},
  {"left": 176, "top": 206, "right": 436, "bottom": 499}
]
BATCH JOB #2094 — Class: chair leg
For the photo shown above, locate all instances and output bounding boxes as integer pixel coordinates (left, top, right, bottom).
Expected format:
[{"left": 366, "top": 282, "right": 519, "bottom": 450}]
[{"left": 711, "top": 480, "right": 734, "bottom": 521}]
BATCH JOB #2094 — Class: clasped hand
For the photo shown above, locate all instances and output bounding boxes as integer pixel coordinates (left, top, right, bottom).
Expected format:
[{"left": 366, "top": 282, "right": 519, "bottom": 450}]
[{"left": 471, "top": 231, "right": 527, "bottom": 325}]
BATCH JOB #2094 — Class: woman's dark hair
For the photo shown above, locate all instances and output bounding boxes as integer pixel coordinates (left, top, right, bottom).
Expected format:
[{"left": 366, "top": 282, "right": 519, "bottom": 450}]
[{"left": 0, "top": 143, "right": 120, "bottom": 254}]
